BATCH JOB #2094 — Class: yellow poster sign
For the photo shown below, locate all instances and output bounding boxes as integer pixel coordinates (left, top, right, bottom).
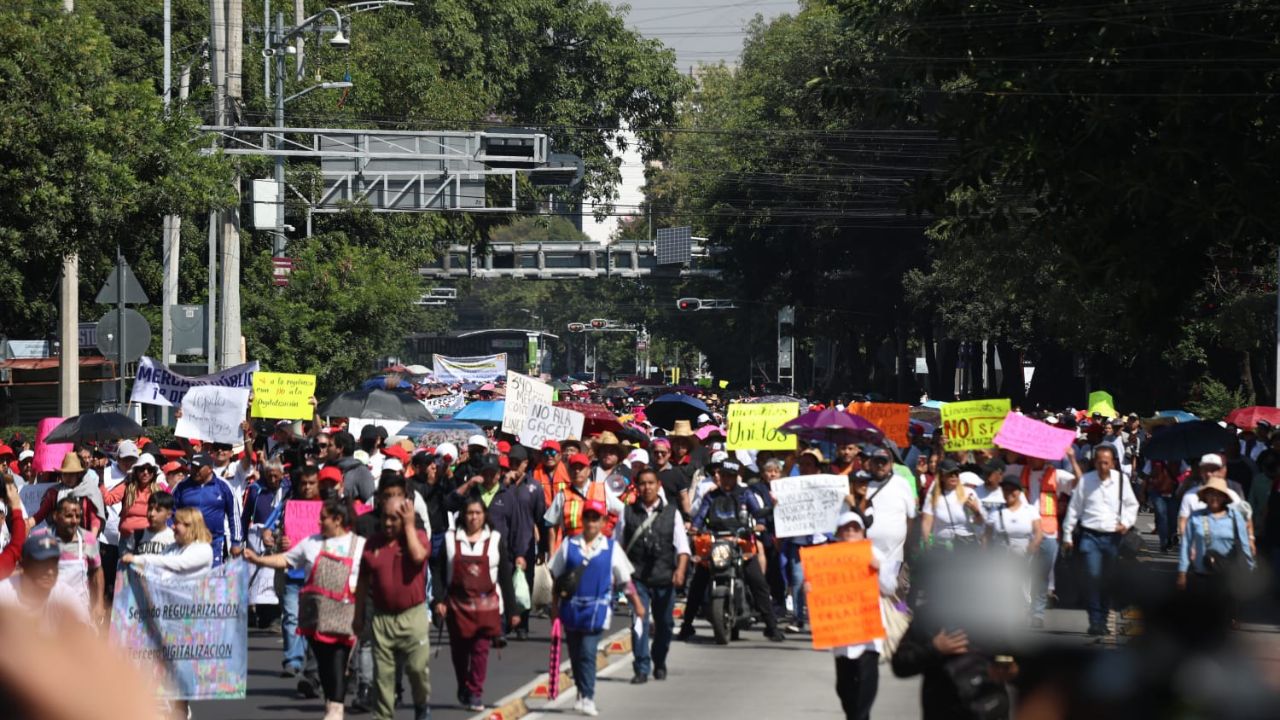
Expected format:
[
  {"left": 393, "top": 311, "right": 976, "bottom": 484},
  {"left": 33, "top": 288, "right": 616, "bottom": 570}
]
[
  {"left": 1088, "top": 390, "right": 1118, "bottom": 418},
  {"left": 940, "top": 399, "right": 1010, "bottom": 451},
  {"left": 726, "top": 402, "right": 800, "bottom": 451},
  {"left": 251, "top": 372, "right": 316, "bottom": 419}
]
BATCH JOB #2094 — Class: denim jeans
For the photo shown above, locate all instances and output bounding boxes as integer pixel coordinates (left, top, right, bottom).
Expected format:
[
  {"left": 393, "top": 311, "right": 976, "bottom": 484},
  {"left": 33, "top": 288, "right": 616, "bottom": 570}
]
[
  {"left": 782, "top": 540, "right": 807, "bottom": 625},
  {"left": 630, "top": 581, "right": 675, "bottom": 676},
  {"left": 1150, "top": 494, "right": 1175, "bottom": 549},
  {"left": 1079, "top": 530, "right": 1121, "bottom": 628},
  {"left": 280, "top": 577, "right": 309, "bottom": 671},
  {"left": 1030, "top": 535, "right": 1059, "bottom": 619},
  {"left": 566, "top": 630, "right": 602, "bottom": 700}
]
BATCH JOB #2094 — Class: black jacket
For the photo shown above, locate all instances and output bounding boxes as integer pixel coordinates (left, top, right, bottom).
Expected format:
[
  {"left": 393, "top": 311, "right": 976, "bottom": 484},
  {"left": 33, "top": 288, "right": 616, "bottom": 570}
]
[{"left": 891, "top": 617, "right": 1008, "bottom": 720}]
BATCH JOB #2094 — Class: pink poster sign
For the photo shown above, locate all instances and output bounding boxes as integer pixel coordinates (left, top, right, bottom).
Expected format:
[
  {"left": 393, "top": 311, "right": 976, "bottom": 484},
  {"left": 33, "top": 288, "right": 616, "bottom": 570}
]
[
  {"left": 283, "top": 500, "right": 323, "bottom": 547},
  {"left": 33, "top": 417, "right": 74, "bottom": 474},
  {"left": 993, "top": 412, "right": 1075, "bottom": 461}
]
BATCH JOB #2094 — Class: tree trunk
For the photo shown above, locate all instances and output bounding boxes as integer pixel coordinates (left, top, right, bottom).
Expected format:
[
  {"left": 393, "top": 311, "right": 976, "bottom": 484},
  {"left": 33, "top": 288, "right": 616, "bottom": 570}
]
[
  {"left": 997, "top": 340, "right": 1025, "bottom": 407},
  {"left": 1240, "top": 350, "right": 1257, "bottom": 405},
  {"left": 921, "top": 322, "right": 939, "bottom": 400},
  {"left": 936, "top": 338, "right": 959, "bottom": 401}
]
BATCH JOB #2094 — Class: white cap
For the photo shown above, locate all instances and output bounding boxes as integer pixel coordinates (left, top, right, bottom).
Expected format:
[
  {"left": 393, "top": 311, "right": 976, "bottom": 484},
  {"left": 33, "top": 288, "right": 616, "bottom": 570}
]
[
  {"left": 467, "top": 434, "right": 489, "bottom": 450},
  {"left": 382, "top": 457, "right": 404, "bottom": 473},
  {"left": 710, "top": 450, "right": 729, "bottom": 465},
  {"left": 959, "top": 471, "right": 983, "bottom": 487},
  {"left": 696, "top": 413, "right": 712, "bottom": 424},
  {"left": 627, "top": 448, "right": 650, "bottom": 466},
  {"left": 436, "top": 442, "right": 458, "bottom": 461},
  {"left": 1199, "top": 453, "right": 1225, "bottom": 467},
  {"left": 135, "top": 453, "right": 158, "bottom": 469},
  {"left": 18, "top": 450, "right": 33, "bottom": 461},
  {"left": 1045, "top": 416, "right": 1059, "bottom": 425},
  {"left": 116, "top": 440, "right": 140, "bottom": 459},
  {"left": 836, "top": 510, "right": 864, "bottom": 528}
]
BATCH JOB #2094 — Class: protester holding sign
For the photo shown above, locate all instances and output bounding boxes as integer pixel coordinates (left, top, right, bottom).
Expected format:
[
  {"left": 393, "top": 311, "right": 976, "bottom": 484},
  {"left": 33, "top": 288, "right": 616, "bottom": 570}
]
[
  {"left": 813, "top": 510, "right": 883, "bottom": 720},
  {"left": 245, "top": 498, "right": 367, "bottom": 720},
  {"left": 121, "top": 507, "right": 215, "bottom": 575},
  {"left": 260, "top": 465, "right": 325, "bottom": 689}
]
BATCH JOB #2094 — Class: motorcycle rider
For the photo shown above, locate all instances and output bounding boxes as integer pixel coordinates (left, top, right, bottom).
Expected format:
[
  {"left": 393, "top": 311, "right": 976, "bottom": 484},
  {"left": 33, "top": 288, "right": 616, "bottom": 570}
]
[{"left": 678, "top": 457, "right": 784, "bottom": 642}]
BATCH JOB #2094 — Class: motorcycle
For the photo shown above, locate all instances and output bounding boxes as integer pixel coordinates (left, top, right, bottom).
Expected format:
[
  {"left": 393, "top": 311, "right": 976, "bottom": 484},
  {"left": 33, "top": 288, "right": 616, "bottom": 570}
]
[{"left": 692, "top": 528, "right": 760, "bottom": 644}]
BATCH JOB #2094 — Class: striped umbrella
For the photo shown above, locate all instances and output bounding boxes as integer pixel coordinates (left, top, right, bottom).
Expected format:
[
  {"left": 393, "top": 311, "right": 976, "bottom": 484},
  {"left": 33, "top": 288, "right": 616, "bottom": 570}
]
[{"left": 548, "top": 618, "right": 563, "bottom": 699}]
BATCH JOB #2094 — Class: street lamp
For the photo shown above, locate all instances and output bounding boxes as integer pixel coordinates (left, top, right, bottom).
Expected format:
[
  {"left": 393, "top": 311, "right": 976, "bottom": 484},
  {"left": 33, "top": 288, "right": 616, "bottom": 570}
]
[{"left": 263, "top": 2, "right": 412, "bottom": 257}]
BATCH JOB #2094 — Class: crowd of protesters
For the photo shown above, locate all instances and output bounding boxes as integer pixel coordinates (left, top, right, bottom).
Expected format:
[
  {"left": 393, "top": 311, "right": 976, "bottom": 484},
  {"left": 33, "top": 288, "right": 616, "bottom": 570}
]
[{"left": 0, "top": 386, "right": 1277, "bottom": 720}]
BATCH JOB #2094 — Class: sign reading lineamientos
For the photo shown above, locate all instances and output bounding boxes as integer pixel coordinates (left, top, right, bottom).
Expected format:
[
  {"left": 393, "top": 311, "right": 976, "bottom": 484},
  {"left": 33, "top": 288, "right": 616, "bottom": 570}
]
[{"left": 940, "top": 399, "right": 1011, "bottom": 451}]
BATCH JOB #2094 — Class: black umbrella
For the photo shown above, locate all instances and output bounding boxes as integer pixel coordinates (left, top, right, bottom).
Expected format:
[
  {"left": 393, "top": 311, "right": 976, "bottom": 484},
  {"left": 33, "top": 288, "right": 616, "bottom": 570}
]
[
  {"left": 1142, "top": 420, "right": 1235, "bottom": 462},
  {"left": 644, "top": 393, "right": 711, "bottom": 430},
  {"left": 317, "top": 389, "right": 435, "bottom": 422},
  {"left": 43, "top": 413, "right": 145, "bottom": 444}
]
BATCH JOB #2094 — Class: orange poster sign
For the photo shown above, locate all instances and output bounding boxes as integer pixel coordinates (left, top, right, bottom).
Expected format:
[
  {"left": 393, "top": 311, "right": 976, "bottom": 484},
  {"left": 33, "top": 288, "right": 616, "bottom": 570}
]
[
  {"left": 800, "top": 541, "right": 885, "bottom": 649},
  {"left": 847, "top": 402, "right": 911, "bottom": 447}
]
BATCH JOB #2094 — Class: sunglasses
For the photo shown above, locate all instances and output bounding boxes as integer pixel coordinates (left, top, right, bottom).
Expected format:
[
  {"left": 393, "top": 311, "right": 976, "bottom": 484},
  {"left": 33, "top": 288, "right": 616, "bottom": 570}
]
[
  {"left": 316, "top": 443, "right": 331, "bottom": 449},
  {"left": 544, "top": 450, "right": 559, "bottom": 457},
  {"left": 653, "top": 449, "right": 670, "bottom": 455}
]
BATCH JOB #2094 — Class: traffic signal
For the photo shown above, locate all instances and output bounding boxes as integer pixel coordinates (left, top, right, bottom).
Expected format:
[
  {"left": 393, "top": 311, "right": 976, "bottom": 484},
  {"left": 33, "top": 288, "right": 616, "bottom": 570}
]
[
  {"left": 567, "top": 322, "right": 585, "bottom": 333},
  {"left": 590, "top": 318, "right": 608, "bottom": 329},
  {"left": 676, "top": 298, "right": 701, "bottom": 311}
]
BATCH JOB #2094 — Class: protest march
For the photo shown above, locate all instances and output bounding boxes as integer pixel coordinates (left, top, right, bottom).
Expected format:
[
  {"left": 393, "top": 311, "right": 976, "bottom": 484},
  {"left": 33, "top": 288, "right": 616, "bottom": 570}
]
[{"left": 3, "top": 362, "right": 1280, "bottom": 720}]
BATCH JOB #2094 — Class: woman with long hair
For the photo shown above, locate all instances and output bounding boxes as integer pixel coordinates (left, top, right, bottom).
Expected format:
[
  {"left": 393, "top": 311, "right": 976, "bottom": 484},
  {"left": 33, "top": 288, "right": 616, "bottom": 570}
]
[
  {"left": 104, "top": 454, "right": 169, "bottom": 554},
  {"left": 246, "top": 498, "right": 366, "bottom": 720},
  {"left": 120, "top": 506, "right": 213, "bottom": 575}
]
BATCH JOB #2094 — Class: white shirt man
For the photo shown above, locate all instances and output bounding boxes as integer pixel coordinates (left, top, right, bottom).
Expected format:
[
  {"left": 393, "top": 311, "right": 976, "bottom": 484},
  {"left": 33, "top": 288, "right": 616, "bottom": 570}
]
[
  {"left": 864, "top": 469, "right": 918, "bottom": 570},
  {"left": 1063, "top": 463, "right": 1139, "bottom": 538}
]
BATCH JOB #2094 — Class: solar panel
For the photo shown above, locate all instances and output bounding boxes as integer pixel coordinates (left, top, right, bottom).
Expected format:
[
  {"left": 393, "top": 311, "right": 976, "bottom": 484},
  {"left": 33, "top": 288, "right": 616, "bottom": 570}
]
[{"left": 655, "top": 226, "right": 692, "bottom": 265}]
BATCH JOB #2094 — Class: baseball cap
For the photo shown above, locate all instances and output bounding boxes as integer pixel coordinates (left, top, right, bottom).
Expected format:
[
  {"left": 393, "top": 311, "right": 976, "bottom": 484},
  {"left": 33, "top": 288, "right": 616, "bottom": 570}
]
[
  {"left": 467, "top": 434, "right": 489, "bottom": 450},
  {"left": 116, "top": 440, "right": 141, "bottom": 459},
  {"left": 836, "top": 509, "right": 866, "bottom": 529},
  {"left": 499, "top": 455, "right": 511, "bottom": 470},
  {"left": 1199, "top": 453, "right": 1225, "bottom": 468},
  {"left": 708, "top": 450, "right": 730, "bottom": 467},
  {"left": 189, "top": 454, "right": 213, "bottom": 472},
  {"left": 540, "top": 440, "right": 562, "bottom": 453},
  {"left": 582, "top": 500, "right": 608, "bottom": 517},
  {"left": 999, "top": 474, "right": 1024, "bottom": 491},
  {"left": 864, "top": 447, "right": 892, "bottom": 462},
  {"left": 719, "top": 460, "right": 742, "bottom": 474},
  {"left": 161, "top": 460, "right": 186, "bottom": 475},
  {"left": 508, "top": 445, "right": 529, "bottom": 463},
  {"left": 496, "top": 441, "right": 512, "bottom": 455},
  {"left": 319, "top": 466, "right": 343, "bottom": 485},
  {"left": 626, "top": 448, "right": 649, "bottom": 466},
  {"left": 23, "top": 534, "right": 61, "bottom": 562},
  {"left": 436, "top": 442, "right": 459, "bottom": 461},
  {"left": 480, "top": 455, "right": 501, "bottom": 473},
  {"left": 959, "top": 471, "right": 983, "bottom": 487},
  {"left": 566, "top": 453, "right": 591, "bottom": 467},
  {"left": 382, "top": 458, "right": 405, "bottom": 474},
  {"left": 981, "top": 459, "right": 1007, "bottom": 477},
  {"left": 937, "top": 458, "right": 961, "bottom": 475},
  {"left": 18, "top": 450, "right": 33, "bottom": 462},
  {"left": 135, "top": 453, "right": 158, "bottom": 470},
  {"left": 0, "top": 444, "right": 13, "bottom": 460}
]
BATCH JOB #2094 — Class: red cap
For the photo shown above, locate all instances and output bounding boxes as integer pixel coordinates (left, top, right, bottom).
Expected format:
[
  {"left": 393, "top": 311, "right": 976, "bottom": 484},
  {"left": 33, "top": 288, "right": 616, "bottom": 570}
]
[
  {"left": 319, "top": 466, "right": 343, "bottom": 485},
  {"left": 499, "top": 455, "right": 511, "bottom": 469},
  {"left": 136, "top": 436, "right": 152, "bottom": 447},
  {"left": 0, "top": 444, "right": 13, "bottom": 460},
  {"left": 159, "top": 447, "right": 186, "bottom": 459},
  {"left": 541, "top": 440, "right": 561, "bottom": 452},
  {"left": 582, "top": 500, "right": 608, "bottom": 517},
  {"left": 567, "top": 453, "right": 590, "bottom": 467},
  {"left": 383, "top": 445, "right": 409, "bottom": 463},
  {"left": 496, "top": 440, "right": 512, "bottom": 454},
  {"left": 161, "top": 460, "right": 186, "bottom": 475}
]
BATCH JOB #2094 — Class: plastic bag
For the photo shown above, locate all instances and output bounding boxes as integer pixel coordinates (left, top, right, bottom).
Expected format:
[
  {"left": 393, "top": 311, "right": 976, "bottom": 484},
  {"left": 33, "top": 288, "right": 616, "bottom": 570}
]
[
  {"left": 532, "top": 561, "right": 554, "bottom": 612},
  {"left": 513, "top": 566, "right": 532, "bottom": 611}
]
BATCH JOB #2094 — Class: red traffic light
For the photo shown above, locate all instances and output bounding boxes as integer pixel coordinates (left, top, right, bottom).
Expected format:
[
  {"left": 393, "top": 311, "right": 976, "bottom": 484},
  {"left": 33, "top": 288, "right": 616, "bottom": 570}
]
[
  {"left": 567, "top": 323, "right": 585, "bottom": 333},
  {"left": 676, "top": 298, "right": 701, "bottom": 311},
  {"left": 590, "top": 318, "right": 608, "bottom": 329}
]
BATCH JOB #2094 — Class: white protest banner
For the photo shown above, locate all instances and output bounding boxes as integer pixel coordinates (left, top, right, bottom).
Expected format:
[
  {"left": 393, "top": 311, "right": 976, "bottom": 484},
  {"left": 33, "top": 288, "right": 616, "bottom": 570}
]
[
  {"left": 502, "top": 371, "right": 553, "bottom": 436},
  {"left": 520, "top": 403, "right": 585, "bottom": 447},
  {"left": 131, "top": 356, "right": 258, "bottom": 407},
  {"left": 422, "top": 393, "right": 467, "bottom": 417},
  {"left": 175, "top": 385, "right": 249, "bottom": 444},
  {"left": 771, "top": 475, "right": 851, "bottom": 538},
  {"left": 431, "top": 353, "right": 507, "bottom": 384}
]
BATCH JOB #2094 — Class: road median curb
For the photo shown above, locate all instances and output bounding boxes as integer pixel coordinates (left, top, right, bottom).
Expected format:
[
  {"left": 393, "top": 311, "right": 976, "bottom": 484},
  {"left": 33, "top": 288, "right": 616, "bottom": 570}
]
[{"left": 472, "top": 627, "right": 634, "bottom": 720}]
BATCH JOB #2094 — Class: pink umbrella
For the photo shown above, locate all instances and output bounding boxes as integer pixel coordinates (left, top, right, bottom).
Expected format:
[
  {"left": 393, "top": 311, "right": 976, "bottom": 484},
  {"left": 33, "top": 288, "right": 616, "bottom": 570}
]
[{"left": 548, "top": 617, "right": 563, "bottom": 699}]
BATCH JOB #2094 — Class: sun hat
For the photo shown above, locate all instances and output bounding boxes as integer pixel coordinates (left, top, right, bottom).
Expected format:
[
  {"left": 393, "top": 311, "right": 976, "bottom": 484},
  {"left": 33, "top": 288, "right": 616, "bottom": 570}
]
[
  {"left": 58, "top": 452, "right": 86, "bottom": 474},
  {"left": 1197, "top": 476, "right": 1233, "bottom": 502}
]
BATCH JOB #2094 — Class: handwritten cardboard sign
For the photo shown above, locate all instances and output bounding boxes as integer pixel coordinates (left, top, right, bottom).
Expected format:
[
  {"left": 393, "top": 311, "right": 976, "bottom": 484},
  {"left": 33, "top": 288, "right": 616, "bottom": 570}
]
[
  {"left": 771, "top": 474, "right": 850, "bottom": 538},
  {"left": 940, "top": 399, "right": 1011, "bottom": 452},
  {"left": 993, "top": 412, "right": 1075, "bottom": 460},
  {"left": 174, "top": 386, "right": 248, "bottom": 444},
  {"left": 283, "top": 500, "right": 323, "bottom": 547},
  {"left": 801, "top": 540, "right": 885, "bottom": 649},
  {"left": 502, "top": 371, "right": 554, "bottom": 437},
  {"left": 846, "top": 402, "right": 911, "bottom": 447},
  {"left": 251, "top": 372, "right": 316, "bottom": 420},
  {"left": 725, "top": 402, "right": 799, "bottom": 450},
  {"left": 520, "top": 403, "right": 585, "bottom": 447}
]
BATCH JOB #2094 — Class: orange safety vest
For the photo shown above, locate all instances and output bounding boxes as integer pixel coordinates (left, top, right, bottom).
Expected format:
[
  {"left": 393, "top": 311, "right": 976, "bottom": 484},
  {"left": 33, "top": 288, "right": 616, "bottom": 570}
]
[
  {"left": 1021, "top": 465, "right": 1058, "bottom": 535},
  {"left": 534, "top": 463, "right": 570, "bottom": 508},
  {"left": 562, "top": 481, "right": 615, "bottom": 538}
]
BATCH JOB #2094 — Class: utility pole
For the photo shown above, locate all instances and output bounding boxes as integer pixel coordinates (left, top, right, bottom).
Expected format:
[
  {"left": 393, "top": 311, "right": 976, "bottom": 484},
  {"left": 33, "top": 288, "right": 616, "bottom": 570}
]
[
  {"left": 220, "top": 0, "right": 245, "bottom": 368},
  {"left": 160, "top": 0, "right": 177, "bottom": 424},
  {"left": 58, "top": 0, "right": 79, "bottom": 417},
  {"left": 208, "top": 0, "right": 226, "bottom": 372}
]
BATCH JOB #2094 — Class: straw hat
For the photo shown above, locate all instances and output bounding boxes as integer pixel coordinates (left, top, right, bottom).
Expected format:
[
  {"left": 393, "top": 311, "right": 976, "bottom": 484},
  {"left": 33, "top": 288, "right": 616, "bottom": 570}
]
[
  {"left": 1197, "top": 476, "right": 1234, "bottom": 503},
  {"left": 58, "top": 452, "right": 85, "bottom": 474},
  {"left": 669, "top": 420, "right": 696, "bottom": 437},
  {"left": 593, "top": 431, "right": 623, "bottom": 455}
]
